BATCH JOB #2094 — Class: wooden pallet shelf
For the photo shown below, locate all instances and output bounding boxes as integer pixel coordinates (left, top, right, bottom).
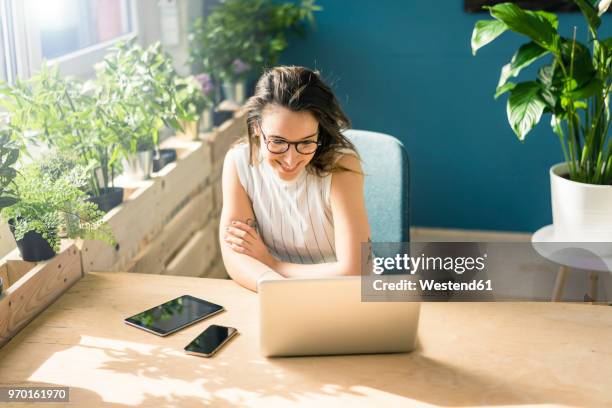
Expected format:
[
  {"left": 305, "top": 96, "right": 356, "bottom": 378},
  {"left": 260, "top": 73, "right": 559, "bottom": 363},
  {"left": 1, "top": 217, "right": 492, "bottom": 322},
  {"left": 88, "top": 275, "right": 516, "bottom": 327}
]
[
  {"left": 0, "top": 242, "right": 82, "bottom": 347},
  {"left": 80, "top": 109, "right": 247, "bottom": 277},
  {"left": 80, "top": 139, "right": 213, "bottom": 273}
]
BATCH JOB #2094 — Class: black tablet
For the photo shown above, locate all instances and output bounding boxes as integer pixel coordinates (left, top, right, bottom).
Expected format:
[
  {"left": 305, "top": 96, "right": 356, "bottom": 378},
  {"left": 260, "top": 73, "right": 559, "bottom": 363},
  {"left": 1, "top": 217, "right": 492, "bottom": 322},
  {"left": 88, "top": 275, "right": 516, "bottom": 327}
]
[{"left": 124, "top": 295, "right": 224, "bottom": 336}]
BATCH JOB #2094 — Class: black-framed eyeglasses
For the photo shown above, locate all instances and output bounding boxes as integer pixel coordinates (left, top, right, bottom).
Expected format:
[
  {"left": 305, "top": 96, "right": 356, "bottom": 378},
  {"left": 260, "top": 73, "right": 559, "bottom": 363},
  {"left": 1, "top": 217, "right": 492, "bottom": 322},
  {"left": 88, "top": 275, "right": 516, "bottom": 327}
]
[{"left": 258, "top": 122, "right": 321, "bottom": 155}]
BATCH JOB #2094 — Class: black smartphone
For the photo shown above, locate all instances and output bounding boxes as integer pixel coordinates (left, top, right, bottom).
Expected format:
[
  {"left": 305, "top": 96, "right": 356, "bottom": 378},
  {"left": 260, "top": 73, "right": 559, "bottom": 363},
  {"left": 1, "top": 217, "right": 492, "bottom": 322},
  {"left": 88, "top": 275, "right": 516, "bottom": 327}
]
[
  {"left": 124, "top": 295, "right": 224, "bottom": 336},
  {"left": 184, "top": 325, "right": 238, "bottom": 357}
]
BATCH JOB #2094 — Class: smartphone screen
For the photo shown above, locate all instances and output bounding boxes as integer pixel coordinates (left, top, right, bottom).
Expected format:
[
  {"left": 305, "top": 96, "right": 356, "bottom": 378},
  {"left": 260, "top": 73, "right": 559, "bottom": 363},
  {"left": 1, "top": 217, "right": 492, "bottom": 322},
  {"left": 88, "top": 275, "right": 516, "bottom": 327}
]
[{"left": 184, "top": 325, "right": 238, "bottom": 357}]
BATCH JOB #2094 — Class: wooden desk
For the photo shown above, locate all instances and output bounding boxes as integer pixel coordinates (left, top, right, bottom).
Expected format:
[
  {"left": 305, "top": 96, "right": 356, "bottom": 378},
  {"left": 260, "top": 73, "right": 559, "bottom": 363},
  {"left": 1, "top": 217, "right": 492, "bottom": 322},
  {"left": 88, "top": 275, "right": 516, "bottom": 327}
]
[{"left": 0, "top": 272, "right": 611, "bottom": 407}]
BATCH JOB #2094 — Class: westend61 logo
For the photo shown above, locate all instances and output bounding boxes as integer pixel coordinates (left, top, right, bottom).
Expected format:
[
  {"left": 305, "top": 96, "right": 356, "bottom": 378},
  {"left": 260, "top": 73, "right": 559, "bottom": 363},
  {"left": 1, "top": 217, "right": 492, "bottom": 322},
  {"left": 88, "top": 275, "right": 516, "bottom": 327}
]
[{"left": 371, "top": 253, "right": 488, "bottom": 275}]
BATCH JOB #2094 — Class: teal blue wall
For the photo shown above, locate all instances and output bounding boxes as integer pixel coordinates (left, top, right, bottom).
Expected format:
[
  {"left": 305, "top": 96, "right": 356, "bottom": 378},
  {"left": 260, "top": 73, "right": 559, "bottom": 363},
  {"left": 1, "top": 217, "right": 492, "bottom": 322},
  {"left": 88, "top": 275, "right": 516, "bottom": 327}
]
[{"left": 281, "top": 1, "right": 612, "bottom": 232}]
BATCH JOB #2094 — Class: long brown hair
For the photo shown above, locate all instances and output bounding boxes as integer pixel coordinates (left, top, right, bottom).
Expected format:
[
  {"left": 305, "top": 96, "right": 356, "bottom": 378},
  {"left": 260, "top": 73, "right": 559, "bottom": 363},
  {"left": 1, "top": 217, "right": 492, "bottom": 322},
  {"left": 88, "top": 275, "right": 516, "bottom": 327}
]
[{"left": 241, "top": 66, "right": 358, "bottom": 176}]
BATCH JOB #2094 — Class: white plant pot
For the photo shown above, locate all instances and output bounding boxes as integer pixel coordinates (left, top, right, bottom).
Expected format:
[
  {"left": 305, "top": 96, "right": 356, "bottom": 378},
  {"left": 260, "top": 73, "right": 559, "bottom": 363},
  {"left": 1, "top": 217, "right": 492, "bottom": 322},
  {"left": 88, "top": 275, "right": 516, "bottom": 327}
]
[
  {"left": 198, "top": 108, "right": 214, "bottom": 132},
  {"left": 124, "top": 150, "right": 153, "bottom": 181},
  {"left": 222, "top": 80, "right": 246, "bottom": 105},
  {"left": 551, "top": 162, "right": 612, "bottom": 247},
  {"left": 235, "top": 81, "right": 246, "bottom": 104}
]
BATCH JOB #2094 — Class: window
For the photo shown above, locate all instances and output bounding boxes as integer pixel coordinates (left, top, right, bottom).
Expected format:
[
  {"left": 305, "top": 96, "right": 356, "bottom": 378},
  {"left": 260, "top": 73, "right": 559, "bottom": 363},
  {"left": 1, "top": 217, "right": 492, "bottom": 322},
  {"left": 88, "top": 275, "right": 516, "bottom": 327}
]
[
  {"left": 28, "top": 0, "right": 134, "bottom": 60},
  {"left": 0, "top": 0, "right": 17, "bottom": 83},
  {"left": 0, "top": 0, "right": 137, "bottom": 81},
  {"left": 0, "top": 17, "right": 7, "bottom": 82}
]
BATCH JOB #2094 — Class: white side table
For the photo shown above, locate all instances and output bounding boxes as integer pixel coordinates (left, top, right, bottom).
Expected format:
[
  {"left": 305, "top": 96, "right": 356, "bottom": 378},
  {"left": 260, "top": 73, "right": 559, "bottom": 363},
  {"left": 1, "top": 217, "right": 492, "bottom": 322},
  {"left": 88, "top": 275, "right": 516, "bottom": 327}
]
[{"left": 532, "top": 225, "right": 612, "bottom": 302}]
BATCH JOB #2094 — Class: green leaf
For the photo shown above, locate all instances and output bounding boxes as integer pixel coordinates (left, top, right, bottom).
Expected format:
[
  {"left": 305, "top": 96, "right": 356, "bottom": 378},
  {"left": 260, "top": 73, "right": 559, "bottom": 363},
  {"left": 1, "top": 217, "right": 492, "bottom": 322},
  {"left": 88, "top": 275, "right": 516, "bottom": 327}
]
[
  {"left": 550, "top": 114, "right": 565, "bottom": 138},
  {"left": 488, "top": 3, "right": 560, "bottom": 53},
  {"left": 600, "top": 37, "right": 612, "bottom": 50},
  {"left": 0, "top": 196, "right": 17, "bottom": 209},
  {"left": 507, "top": 81, "right": 546, "bottom": 140},
  {"left": 164, "top": 116, "right": 182, "bottom": 132},
  {"left": 0, "top": 168, "right": 17, "bottom": 179},
  {"left": 540, "top": 88, "right": 557, "bottom": 111},
  {"left": 565, "top": 77, "right": 602, "bottom": 100},
  {"left": 537, "top": 64, "right": 555, "bottom": 87},
  {"left": 574, "top": 0, "right": 601, "bottom": 32},
  {"left": 498, "top": 41, "right": 548, "bottom": 88},
  {"left": 573, "top": 101, "right": 588, "bottom": 110},
  {"left": 495, "top": 81, "right": 516, "bottom": 99},
  {"left": 560, "top": 39, "right": 595, "bottom": 87},
  {"left": 537, "top": 64, "right": 562, "bottom": 111},
  {"left": 598, "top": 37, "right": 612, "bottom": 65},
  {"left": 471, "top": 19, "right": 508, "bottom": 55},
  {"left": 4, "top": 149, "right": 19, "bottom": 166}
]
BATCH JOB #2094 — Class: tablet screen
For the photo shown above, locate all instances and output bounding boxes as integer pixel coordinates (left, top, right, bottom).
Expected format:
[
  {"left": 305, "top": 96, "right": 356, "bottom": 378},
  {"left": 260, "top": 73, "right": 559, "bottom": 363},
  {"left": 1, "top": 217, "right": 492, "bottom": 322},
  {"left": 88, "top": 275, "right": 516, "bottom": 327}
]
[{"left": 125, "top": 295, "right": 224, "bottom": 336}]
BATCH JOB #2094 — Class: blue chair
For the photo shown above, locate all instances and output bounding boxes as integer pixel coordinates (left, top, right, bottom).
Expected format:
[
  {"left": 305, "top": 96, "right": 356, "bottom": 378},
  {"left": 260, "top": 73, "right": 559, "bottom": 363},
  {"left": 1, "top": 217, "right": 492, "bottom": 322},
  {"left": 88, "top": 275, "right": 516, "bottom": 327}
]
[{"left": 344, "top": 129, "right": 411, "bottom": 243}]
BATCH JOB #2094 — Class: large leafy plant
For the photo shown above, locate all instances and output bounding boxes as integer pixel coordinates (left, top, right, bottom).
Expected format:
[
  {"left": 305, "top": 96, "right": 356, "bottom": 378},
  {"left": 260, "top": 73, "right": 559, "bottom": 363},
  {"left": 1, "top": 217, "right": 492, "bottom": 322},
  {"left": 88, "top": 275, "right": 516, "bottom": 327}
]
[
  {"left": 1, "top": 157, "right": 115, "bottom": 252},
  {"left": 188, "top": 0, "right": 320, "bottom": 83},
  {"left": 472, "top": 0, "right": 612, "bottom": 185}
]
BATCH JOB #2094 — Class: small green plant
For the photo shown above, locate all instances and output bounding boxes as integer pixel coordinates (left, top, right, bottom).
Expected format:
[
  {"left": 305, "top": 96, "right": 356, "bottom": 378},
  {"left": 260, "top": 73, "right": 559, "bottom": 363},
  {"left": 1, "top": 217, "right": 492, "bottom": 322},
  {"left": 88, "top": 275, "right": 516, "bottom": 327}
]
[
  {"left": 174, "top": 74, "right": 215, "bottom": 123},
  {"left": 1, "top": 157, "right": 115, "bottom": 252},
  {"left": 0, "top": 64, "right": 123, "bottom": 196},
  {"left": 188, "top": 0, "right": 320, "bottom": 84},
  {"left": 263, "top": 0, "right": 321, "bottom": 66},
  {"left": 0, "top": 129, "right": 19, "bottom": 209},
  {"left": 472, "top": 0, "right": 612, "bottom": 185},
  {"left": 95, "top": 40, "right": 186, "bottom": 154}
]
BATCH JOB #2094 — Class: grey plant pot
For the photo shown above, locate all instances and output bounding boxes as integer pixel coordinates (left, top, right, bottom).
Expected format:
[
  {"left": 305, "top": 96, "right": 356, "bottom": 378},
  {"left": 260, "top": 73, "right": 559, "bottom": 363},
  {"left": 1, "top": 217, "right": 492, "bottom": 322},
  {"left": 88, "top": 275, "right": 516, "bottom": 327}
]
[
  {"left": 124, "top": 150, "right": 153, "bottom": 181},
  {"left": 199, "top": 108, "right": 214, "bottom": 132},
  {"left": 222, "top": 80, "right": 246, "bottom": 105}
]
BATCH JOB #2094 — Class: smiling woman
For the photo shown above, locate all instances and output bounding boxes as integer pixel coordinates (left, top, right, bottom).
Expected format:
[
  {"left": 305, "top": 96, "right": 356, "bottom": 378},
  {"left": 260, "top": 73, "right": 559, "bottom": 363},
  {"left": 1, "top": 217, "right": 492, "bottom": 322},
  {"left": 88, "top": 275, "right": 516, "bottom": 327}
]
[{"left": 220, "top": 66, "right": 371, "bottom": 292}]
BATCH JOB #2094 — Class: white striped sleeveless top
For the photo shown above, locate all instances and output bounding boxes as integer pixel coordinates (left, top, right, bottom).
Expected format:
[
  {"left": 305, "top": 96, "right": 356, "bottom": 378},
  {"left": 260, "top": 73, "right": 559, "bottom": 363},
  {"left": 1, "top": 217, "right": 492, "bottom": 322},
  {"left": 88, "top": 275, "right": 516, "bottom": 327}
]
[{"left": 230, "top": 143, "right": 349, "bottom": 264}]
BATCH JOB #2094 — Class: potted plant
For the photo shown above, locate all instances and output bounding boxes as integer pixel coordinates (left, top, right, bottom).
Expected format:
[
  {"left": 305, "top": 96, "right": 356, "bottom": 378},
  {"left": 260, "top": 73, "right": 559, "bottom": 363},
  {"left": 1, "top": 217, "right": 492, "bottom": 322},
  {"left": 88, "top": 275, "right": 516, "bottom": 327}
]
[
  {"left": 96, "top": 40, "right": 185, "bottom": 179},
  {"left": 471, "top": 0, "right": 612, "bottom": 242},
  {"left": 194, "top": 73, "right": 217, "bottom": 133},
  {"left": 188, "top": 7, "right": 253, "bottom": 106},
  {"left": 174, "top": 74, "right": 215, "bottom": 139},
  {"left": 1, "top": 157, "right": 115, "bottom": 262},
  {"left": 187, "top": 0, "right": 320, "bottom": 106},
  {"left": 0, "top": 64, "right": 125, "bottom": 213}
]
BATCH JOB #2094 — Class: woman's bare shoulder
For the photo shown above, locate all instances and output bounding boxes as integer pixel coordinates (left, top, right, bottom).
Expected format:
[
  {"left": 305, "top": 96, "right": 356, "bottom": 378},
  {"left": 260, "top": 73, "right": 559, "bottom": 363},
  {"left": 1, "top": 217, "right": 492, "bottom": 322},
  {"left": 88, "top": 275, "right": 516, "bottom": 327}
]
[
  {"left": 226, "top": 142, "right": 260, "bottom": 166},
  {"left": 334, "top": 150, "right": 362, "bottom": 173},
  {"left": 227, "top": 141, "right": 249, "bottom": 156}
]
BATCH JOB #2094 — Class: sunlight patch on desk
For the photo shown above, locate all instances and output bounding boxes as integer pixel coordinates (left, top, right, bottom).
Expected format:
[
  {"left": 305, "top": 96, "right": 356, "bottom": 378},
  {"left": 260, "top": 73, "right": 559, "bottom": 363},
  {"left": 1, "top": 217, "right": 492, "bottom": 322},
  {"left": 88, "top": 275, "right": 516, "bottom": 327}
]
[{"left": 26, "top": 335, "right": 221, "bottom": 405}]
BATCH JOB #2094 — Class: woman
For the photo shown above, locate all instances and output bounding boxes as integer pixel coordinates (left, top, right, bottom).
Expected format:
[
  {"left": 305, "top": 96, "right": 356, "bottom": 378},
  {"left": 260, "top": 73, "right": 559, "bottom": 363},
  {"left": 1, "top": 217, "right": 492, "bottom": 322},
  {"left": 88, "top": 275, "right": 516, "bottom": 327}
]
[{"left": 220, "top": 66, "right": 370, "bottom": 291}]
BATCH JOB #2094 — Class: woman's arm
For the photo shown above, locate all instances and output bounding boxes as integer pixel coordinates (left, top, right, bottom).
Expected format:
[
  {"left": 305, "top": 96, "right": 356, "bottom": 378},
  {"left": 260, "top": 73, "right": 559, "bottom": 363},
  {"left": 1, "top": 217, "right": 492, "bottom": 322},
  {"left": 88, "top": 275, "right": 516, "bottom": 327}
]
[
  {"left": 274, "top": 154, "right": 370, "bottom": 277},
  {"left": 219, "top": 150, "right": 283, "bottom": 292}
]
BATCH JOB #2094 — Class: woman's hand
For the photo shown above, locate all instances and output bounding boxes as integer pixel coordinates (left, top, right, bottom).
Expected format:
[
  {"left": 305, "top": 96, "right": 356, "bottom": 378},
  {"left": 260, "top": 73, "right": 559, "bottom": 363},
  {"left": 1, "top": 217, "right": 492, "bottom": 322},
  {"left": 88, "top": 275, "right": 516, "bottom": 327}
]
[{"left": 224, "top": 220, "right": 277, "bottom": 268}]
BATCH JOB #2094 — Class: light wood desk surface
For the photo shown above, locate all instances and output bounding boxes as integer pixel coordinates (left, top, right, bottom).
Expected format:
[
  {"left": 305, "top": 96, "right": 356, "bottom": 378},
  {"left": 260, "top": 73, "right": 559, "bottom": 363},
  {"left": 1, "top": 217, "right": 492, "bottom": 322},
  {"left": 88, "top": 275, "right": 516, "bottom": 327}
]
[{"left": 0, "top": 272, "right": 611, "bottom": 407}]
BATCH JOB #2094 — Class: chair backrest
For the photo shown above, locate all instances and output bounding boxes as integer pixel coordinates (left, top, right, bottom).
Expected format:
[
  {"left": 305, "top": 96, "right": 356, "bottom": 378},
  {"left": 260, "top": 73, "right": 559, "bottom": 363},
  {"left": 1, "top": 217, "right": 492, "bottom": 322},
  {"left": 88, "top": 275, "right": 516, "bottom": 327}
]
[{"left": 344, "top": 129, "right": 410, "bottom": 242}]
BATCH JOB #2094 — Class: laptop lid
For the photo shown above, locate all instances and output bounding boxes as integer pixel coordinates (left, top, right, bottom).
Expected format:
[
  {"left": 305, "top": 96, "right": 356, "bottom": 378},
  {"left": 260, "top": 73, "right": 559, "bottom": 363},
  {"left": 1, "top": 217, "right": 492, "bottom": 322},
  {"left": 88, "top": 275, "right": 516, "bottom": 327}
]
[{"left": 259, "top": 276, "right": 420, "bottom": 357}]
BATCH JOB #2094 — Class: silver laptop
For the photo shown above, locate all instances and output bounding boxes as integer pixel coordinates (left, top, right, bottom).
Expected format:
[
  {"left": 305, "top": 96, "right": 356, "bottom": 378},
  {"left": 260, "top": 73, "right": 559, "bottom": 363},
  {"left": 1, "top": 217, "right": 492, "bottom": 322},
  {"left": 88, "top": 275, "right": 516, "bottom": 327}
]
[{"left": 259, "top": 276, "right": 420, "bottom": 357}]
